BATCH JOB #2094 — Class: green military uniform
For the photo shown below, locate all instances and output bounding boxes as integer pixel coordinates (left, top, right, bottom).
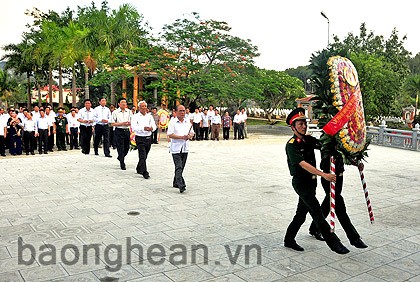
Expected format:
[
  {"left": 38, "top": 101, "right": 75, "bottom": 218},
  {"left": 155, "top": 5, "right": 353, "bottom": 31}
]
[
  {"left": 284, "top": 133, "right": 342, "bottom": 248},
  {"left": 55, "top": 115, "right": 68, "bottom": 150}
]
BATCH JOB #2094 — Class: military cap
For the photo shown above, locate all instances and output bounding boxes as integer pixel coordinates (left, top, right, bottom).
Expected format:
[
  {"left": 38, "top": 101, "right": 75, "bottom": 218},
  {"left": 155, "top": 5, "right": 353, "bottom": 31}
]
[{"left": 286, "top": 107, "right": 307, "bottom": 126}]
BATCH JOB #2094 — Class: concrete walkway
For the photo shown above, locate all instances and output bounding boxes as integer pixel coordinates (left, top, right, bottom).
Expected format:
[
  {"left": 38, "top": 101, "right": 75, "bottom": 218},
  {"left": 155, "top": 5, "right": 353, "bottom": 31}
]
[{"left": 0, "top": 134, "right": 419, "bottom": 281}]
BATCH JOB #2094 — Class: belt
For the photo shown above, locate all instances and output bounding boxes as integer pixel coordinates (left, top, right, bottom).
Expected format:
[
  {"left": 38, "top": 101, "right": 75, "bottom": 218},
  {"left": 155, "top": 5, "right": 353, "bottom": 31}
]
[
  {"left": 136, "top": 136, "right": 151, "bottom": 139},
  {"left": 116, "top": 128, "right": 130, "bottom": 131},
  {"left": 80, "top": 124, "right": 92, "bottom": 127}
]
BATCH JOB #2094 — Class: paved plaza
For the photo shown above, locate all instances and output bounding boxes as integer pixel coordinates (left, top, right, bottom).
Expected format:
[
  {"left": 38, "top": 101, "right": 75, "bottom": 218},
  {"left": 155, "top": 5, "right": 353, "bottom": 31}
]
[{"left": 0, "top": 133, "right": 419, "bottom": 281}]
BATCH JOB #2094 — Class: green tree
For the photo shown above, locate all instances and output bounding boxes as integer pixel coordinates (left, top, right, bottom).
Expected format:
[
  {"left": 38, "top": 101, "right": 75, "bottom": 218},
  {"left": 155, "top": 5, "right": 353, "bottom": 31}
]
[
  {"left": 254, "top": 69, "right": 305, "bottom": 122},
  {"left": 408, "top": 53, "right": 420, "bottom": 75}
]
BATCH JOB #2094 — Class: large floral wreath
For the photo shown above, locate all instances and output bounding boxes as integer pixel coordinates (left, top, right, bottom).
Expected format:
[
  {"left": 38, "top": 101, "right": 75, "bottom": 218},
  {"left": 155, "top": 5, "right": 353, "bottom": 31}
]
[{"left": 310, "top": 51, "right": 370, "bottom": 164}]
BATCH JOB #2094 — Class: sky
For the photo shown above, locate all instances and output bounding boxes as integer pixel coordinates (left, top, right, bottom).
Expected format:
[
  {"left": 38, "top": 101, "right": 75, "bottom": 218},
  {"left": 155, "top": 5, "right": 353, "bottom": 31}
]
[{"left": 0, "top": 0, "right": 419, "bottom": 71}]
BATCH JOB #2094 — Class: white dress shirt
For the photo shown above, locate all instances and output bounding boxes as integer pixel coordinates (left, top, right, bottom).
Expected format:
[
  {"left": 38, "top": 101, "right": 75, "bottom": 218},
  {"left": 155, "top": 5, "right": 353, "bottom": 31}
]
[
  {"left": 131, "top": 112, "right": 156, "bottom": 136},
  {"left": 78, "top": 107, "right": 95, "bottom": 126},
  {"left": 24, "top": 119, "right": 36, "bottom": 132},
  {"left": 94, "top": 105, "right": 112, "bottom": 125},
  {"left": 67, "top": 114, "right": 80, "bottom": 128},
  {"left": 211, "top": 115, "right": 222, "bottom": 125},
  {"left": 31, "top": 111, "right": 41, "bottom": 121},
  {"left": 112, "top": 108, "right": 133, "bottom": 129},
  {"left": 0, "top": 114, "right": 7, "bottom": 136},
  {"left": 233, "top": 114, "right": 242, "bottom": 124},
  {"left": 201, "top": 113, "right": 209, "bottom": 127},
  {"left": 167, "top": 117, "right": 194, "bottom": 154},
  {"left": 192, "top": 112, "right": 202, "bottom": 123},
  {"left": 36, "top": 116, "right": 52, "bottom": 131}
]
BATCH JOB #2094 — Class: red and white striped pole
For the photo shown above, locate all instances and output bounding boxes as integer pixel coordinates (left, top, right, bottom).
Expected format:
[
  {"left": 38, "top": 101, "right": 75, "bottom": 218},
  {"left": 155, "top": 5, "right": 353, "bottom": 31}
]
[
  {"left": 329, "top": 156, "right": 336, "bottom": 232},
  {"left": 358, "top": 162, "right": 374, "bottom": 223}
]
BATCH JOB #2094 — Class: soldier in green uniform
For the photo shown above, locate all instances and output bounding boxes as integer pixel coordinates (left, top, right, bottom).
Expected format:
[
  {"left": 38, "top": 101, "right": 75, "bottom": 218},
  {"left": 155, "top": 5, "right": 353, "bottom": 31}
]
[
  {"left": 53, "top": 108, "right": 69, "bottom": 151},
  {"left": 284, "top": 107, "right": 350, "bottom": 254}
]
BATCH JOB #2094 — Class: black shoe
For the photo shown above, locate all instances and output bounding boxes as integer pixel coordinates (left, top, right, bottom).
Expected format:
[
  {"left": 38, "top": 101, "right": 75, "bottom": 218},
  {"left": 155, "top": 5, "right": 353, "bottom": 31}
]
[
  {"left": 31, "top": 152, "right": 35, "bottom": 155},
  {"left": 58, "top": 148, "right": 62, "bottom": 151},
  {"left": 350, "top": 238, "right": 368, "bottom": 249},
  {"left": 95, "top": 152, "right": 99, "bottom": 155},
  {"left": 284, "top": 242, "right": 304, "bottom": 251},
  {"left": 44, "top": 151, "right": 48, "bottom": 154},
  {"left": 309, "top": 231, "right": 325, "bottom": 241},
  {"left": 330, "top": 241, "right": 350, "bottom": 254},
  {"left": 120, "top": 162, "right": 126, "bottom": 170},
  {"left": 26, "top": 152, "right": 29, "bottom": 155},
  {"left": 105, "top": 155, "right": 112, "bottom": 158},
  {"left": 179, "top": 187, "right": 186, "bottom": 193},
  {"left": 173, "top": 184, "right": 179, "bottom": 188},
  {"left": 75, "top": 147, "right": 80, "bottom": 150},
  {"left": 1, "top": 154, "right": 6, "bottom": 157},
  {"left": 49, "top": 149, "right": 53, "bottom": 152},
  {"left": 62, "top": 148, "right": 67, "bottom": 151},
  {"left": 143, "top": 172, "right": 150, "bottom": 179}
]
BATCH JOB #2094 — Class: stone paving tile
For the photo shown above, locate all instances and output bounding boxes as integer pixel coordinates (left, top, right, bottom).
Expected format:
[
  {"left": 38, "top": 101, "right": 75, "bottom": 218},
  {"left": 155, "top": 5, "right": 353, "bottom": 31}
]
[
  {"left": 19, "top": 264, "right": 68, "bottom": 281},
  {"left": 0, "top": 135, "right": 419, "bottom": 281},
  {"left": 51, "top": 272, "right": 100, "bottom": 282},
  {"left": 164, "top": 264, "right": 214, "bottom": 281},
  {"left": 0, "top": 271, "right": 24, "bottom": 282},
  {"left": 302, "top": 265, "right": 351, "bottom": 281},
  {"left": 125, "top": 273, "right": 173, "bottom": 282},
  {"left": 92, "top": 265, "right": 142, "bottom": 281}
]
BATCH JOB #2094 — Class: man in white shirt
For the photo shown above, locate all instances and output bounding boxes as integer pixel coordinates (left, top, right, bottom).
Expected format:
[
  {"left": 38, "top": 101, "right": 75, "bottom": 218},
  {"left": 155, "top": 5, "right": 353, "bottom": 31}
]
[
  {"left": 111, "top": 98, "right": 133, "bottom": 170},
  {"left": 0, "top": 107, "right": 7, "bottom": 156},
  {"left": 67, "top": 108, "right": 80, "bottom": 150},
  {"left": 23, "top": 112, "right": 37, "bottom": 155},
  {"left": 167, "top": 105, "right": 194, "bottom": 193},
  {"left": 131, "top": 101, "right": 156, "bottom": 179},
  {"left": 200, "top": 109, "right": 210, "bottom": 140},
  {"left": 210, "top": 109, "right": 222, "bottom": 141},
  {"left": 77, "top": 99, "right": 95, "bottom": 155},
  {"left": 93, "top": 97, "right": 112, "bottom": 157},
  {"left": 191, "top": 108, "right": 202, "bottom": 141},
  {"left": 233, "top": 109, "right": 243, "bottom": 140},
  {"left": 240, "top": 108, "right": 248, "bottom": 138},
  {"left": 207, "top": 105, "right": 215, "bottom": 139},
  {"left": 45, "top": 106, "right": 56, "bottom": 151},
  {"left": 35, "top": 108, "right": 52, "bottom": 154}
]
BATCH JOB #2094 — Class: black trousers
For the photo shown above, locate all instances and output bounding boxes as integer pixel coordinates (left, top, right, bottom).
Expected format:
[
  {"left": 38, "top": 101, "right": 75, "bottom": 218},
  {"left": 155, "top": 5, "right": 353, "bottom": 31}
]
[
  {"left": 200, "top": 127, "right": 208, "bottom": 140},
  {"left": 80, "top": 125, "right": 93, "bottom": 154},
  {"left": 115, "top": 128, "right": 130, "bottom": 163},
  {"left": 284, "top": 177, "right": 340, "bottom": 247},
  {"left": 69, "top": 127, "right": 79, "bottom": 149},
  {"left": 48, "top": 127, "right": 54, "bottom": 150},
  {"left": 94, "top": 124, "right": 110, "bottom": 156},
  {"left": 172, "top": 153, "right": 188, "bottom": 189},
  {"left": 309, "top": 174, "right": 360, "bottom": 242},
  {"left": 234, "top": 123, "right": 242, "bottom": 139},
  {"left": 223, "top": 127, "right": 230, "bottom": 140},
  {"left": 152, "top": 129, "right": 158, "bottom": 144},
  {"left": 109, "top": 127, "right": 116, "bottom": 148},
  {"left": 23, "top": 131, "right": 36, "bottom": 153},
  {"left": 0, "top": 135, "right": 5, "bottom": 156},
  {"left": 192, "top": 123, "right": 201, "bottom": 140},
  {"left": 135, "top": 136, "right": 152, "bottom": 174},
  {"left": 38, "top": 129, "right": 48, "bottom": 153},
  {"left": 56, "top": 132, "right": 66, "bottom": 150}
]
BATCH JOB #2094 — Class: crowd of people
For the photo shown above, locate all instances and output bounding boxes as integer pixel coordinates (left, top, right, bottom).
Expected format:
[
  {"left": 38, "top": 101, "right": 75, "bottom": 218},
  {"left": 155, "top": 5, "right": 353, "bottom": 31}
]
[{"left": 0, "top": 100, "right": 249, "bottom": 158}]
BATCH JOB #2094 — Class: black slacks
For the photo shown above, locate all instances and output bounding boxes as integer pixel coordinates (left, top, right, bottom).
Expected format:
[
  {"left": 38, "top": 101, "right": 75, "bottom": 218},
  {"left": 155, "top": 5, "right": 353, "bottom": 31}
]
[
  {"left": 200, "top": 127, "right": 208, "bottom": 140},
  {"left": 115, "top": 128, "right": 130, "bottom": 163},
  {"left": 172, "top": 153, "right": 188, "bottom": 188},
  {"left": 152, "top": 129, "right": 158, "bottom": 144},
  {"left": 69, "top": 127, "right": 79, "bottom": 149},
  {"left": 80, "top": 125, "right": 93, "bottom": 154},
  {"left": 284, "top": 177, "right": 340, "bottom": 247},
  {"left": 192, "top": 123, "right": 201, "bottom": 140},
  {"left": 48, "top": 127, "right": 54, "bottom": 150},
  {"left": 309, "top": 175, "right": 360, "bottom": 242},
  {"left": 94, "top": 124, "right": 110, "bottom": 156},
  {"left": 23, "top": 131, "right": 36, "bottom": 153},
  {"left": 38, "top": 129, "right": 48, "bottom": 153},
  {"left": 0, "top": 135, "right": 5, "bottom": 156},
  {"left": 223, "top": 127, "right": 230, "bottom": 140},
  {"left": 135, "top": 136, "right": 152, "bottom": 174}
]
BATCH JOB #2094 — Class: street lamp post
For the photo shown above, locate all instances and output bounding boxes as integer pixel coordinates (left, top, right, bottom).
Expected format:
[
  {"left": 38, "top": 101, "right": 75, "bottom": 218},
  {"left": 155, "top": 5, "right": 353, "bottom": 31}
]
[{"left": 321, "top": 11, "right": 330, "bottom": 46}]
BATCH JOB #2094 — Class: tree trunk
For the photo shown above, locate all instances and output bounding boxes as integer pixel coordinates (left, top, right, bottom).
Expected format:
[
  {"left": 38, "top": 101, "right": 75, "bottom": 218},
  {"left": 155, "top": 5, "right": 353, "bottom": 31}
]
[
  {"left": 267, "top": 111, "right": 273, "bottom": 123},
  {"left": 133, "top": 74, "right": 138, "bottom": 109},
  {"left": 84, "top": 66, "right": 89, "bottom": 100},
  {"left": 48, "top": 67, "right": 53, "bottom": 106},
  {"left": 72, "top": 67, "right": 76, "bottom": 107},
  {"left": 58, "top": 62, "right": 63, "bottom": 108},
  {"left": 122, "top": 78, "right": 127, "bottom": 99},
  {"left": 27, "top": 72, "right": 31, "bottom": 110}
]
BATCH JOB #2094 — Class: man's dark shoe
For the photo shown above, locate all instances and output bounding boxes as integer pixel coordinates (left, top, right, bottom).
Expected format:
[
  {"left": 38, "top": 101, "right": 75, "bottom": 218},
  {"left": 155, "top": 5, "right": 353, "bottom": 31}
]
[
  {"left": 105, "top": 155, "right": 112, "bottom": 158},
  {"left": 31, "top": 152, "right": 35, "bottom": 155},
  {"left": 173, "top": 184, "right": 179, "bottom": 188},
  {"left": 95, "top": 152, "right": 99, "bottom": 155},
  {"left": 143, "top": 172, "right": 150, "bottom": 179},
  {"left": 179, "top": 187, "right": 186, "bottom": 193},
  {"left": 284, "top": 242, "right": 304, "bottom": 252},
  {"left": 120, "top": 162, "right": 126, "bottom": 170},
  {"left": 330, "top": 241, "right": 350, "bottom": 254},
  {"left": 309, "top": 231, "right": 325, "bottom": 241},
  {"left": 350, "top": 238, "right": 368, "bottom": 249}
]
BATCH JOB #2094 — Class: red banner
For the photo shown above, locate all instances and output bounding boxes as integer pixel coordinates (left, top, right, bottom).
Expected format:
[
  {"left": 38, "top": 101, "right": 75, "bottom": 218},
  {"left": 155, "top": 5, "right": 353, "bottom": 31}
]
[{"left": 323, "top": 93, "right": 358, "bottom": 136}]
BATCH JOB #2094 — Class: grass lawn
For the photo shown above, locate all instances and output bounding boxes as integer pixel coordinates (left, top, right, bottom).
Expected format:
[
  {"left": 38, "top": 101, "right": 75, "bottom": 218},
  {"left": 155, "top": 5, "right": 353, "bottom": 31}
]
[{"left": 246, "top": 117, "right": 287, "bottom": 126}]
